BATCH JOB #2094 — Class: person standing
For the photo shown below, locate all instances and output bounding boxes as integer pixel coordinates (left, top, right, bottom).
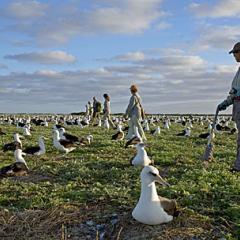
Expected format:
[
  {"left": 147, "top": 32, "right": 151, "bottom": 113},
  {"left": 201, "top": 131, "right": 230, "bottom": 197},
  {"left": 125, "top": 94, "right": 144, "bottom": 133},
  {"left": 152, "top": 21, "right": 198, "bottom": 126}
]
[
  {"left": 88, "top": 101, "right": 93, "bottom": 118},
  {"left": 92, "top": 96, "right": 101, "bottom": 125},
  {"left": 125, "top": 84, "right": 146, "bottom": 141},
  {"left": 217, "top": 42, "right": 240, "bottom": 172},
  {"left": 103, "top": 93, "right": 116, "bottom": 128}
]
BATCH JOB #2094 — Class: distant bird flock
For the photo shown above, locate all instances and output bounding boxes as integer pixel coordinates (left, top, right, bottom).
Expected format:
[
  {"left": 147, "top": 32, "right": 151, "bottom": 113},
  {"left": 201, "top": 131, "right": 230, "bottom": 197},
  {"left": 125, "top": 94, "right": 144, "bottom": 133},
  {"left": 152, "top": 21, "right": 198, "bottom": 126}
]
[{"left": 0, "top": 113, "right": 236, "bottom": 225}]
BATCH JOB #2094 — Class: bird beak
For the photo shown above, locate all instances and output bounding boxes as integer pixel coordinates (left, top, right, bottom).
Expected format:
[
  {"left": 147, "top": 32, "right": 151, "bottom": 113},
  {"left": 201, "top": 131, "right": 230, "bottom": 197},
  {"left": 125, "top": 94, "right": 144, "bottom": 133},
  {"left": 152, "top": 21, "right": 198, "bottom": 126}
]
[
  {"left": 22, "top": 152, "right": 27, "bottom": 156},
  {"left": 19, "top": 135, "right": 25, "bottom": 139},
  {"left": 155, "top": 174, "right": 170, "bottom": 187}
]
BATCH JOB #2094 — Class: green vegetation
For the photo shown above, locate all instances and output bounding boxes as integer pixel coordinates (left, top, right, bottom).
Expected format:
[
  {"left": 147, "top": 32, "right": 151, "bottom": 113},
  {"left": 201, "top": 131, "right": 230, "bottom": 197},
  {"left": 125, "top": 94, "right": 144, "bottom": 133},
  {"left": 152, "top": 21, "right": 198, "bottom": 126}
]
[{"left": 0, "top": 117, "right": 239, "bottom": 239}]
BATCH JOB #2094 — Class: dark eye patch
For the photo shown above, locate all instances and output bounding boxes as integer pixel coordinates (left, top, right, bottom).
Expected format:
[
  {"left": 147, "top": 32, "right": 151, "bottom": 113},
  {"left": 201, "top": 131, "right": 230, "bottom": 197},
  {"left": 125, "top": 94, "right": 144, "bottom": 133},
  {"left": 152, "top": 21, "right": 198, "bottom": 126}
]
[{"left": 149, "top": 172, "right": 157, "bottom": 177}]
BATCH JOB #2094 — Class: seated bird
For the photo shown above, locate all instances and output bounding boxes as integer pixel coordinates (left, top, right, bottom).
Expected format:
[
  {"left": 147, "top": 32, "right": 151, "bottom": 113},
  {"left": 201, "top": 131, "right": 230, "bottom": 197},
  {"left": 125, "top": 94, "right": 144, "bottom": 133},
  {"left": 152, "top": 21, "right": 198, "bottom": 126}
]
[
  {"left": 112, "top": 125, "right": 124, "bottom": 140},
  {"left": 79, "top": 134, "right": 93, "bottom": 145},
  {"left": 3, "top": 133, "right": 22, "bottom": 152},
  {"left": 132, "top": 165, "right": 178, "bottom": 225},
  {"left": 125, "top": 127, "right": 143, "bottom": 148},
  {"left": 150, "top": 126, "right": 161, "bottom": 135},
  {"left": 23, "top": 136, "right": 46, "bottom": 156},
  {"left": 176, "top": 127, "right": 190, "bottom": 137},
  {"left": 22, "top": 125, "right": 31, "bottom": 136},
  {"left": 0, "top": 149, "right": 29, "bottom": 177},
  {"left": 59, "top": 128, "right": 80, "bottom": 144},
  {"left": 130, "top": 143, "right": 153, "bottom": 166},
  {"left": 53, "top": 130, "right": 76, "bottom": 154}
]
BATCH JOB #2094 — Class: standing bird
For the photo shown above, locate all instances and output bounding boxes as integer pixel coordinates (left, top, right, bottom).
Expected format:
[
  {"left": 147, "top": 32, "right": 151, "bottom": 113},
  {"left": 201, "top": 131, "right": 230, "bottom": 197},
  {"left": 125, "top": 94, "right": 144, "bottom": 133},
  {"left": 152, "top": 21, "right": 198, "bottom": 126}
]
[
  {"left": 0, "top": 149, "right": 29, "bottom": 177},
  {"left": 53, "top": 130, "right": 76, "bottom": 154},
  {"left": 132, "top": 165, "right": 178, "bottom": 225},
  {"left": 3, "top": 133, "right": 22, "bottom": 152},
  {"left": 23, "top": 136, "right": 46, "bottom": 156},
  {"left": 103, "top": 119, "right": 110, "bottom": 130}
]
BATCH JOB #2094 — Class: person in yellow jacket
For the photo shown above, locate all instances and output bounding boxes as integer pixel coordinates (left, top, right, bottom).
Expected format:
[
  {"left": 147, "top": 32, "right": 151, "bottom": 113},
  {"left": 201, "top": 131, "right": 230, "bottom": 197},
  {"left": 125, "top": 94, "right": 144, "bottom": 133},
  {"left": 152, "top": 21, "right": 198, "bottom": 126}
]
[
  {"left": 218, "top": 42, "right": 240, "bottom": 172},
  {"left": 125, "top": 84, "right": 146, "bottom": 141}
]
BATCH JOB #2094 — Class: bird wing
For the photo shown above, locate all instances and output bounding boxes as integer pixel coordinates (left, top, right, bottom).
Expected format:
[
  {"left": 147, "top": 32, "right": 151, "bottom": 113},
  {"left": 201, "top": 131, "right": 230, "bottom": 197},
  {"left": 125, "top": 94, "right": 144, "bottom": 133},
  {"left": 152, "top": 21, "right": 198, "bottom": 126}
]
[
  {"left": 159, "top": 196, "right": 177, "bottom": 217},
  {"left": 23, "top": 146, "right": 40, "bottom": 154},
  {"left": 64, "top": 133, "right": 79, "bottom": 142},
  {"left": 59, "top": 139, "right": 75, "bottom": 148}
]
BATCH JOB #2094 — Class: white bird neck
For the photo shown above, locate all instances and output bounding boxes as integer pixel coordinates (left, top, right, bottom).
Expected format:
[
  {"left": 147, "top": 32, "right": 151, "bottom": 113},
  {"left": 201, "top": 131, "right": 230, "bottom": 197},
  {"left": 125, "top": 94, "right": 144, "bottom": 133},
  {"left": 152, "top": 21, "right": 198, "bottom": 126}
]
[
  {"left": 54, "top": 131, "right": 60, "bottom": 141},
  {"left": 15, "top": 152, "right": 27, "bottom": 165},
  {"left": 140, "top": 181, "right": 159, "bottom": 202},
  {"left": 14, "top": 135, "right": 21, "bottom": 142},
  {"left": 137, "top": 147, "right": 147, "bottom": 155},
  {"left": 39, "top": 138, "right": 45, "bottom": 150}
]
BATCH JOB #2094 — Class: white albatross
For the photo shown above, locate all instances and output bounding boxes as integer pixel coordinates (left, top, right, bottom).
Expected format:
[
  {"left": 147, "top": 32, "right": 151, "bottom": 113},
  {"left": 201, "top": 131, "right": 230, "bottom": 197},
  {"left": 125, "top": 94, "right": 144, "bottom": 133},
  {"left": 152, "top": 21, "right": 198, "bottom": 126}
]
[
  {"left": 131, "top": 143, "right": 152, "bottom": 166},
  {"left": 132, "top": 165, "right": 178, "bottom": 225},
  {"left": 53, "top": 130, "right": 76, "bottom": 154}
]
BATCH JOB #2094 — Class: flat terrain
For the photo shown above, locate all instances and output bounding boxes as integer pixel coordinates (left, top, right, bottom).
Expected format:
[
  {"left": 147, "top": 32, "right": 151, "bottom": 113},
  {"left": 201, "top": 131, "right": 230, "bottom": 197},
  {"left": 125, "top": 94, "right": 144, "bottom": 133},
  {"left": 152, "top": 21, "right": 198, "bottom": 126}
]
[{"left": 0, "top": 115, "right": 239, "bottom": 239}]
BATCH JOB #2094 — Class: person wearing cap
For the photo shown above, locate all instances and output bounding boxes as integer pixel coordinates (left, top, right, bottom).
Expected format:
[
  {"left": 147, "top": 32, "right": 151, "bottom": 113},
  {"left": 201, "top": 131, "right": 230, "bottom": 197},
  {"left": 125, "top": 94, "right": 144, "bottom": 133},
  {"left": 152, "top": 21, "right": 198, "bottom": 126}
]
[
  {"left": 103, "top": 93, "right": 115, "bottom": 128},
  {"left": 217, "top": 42, "right": 240, "bottom": 172},
  {"left": 125, "top": 84, "right": 147, "bottom": 141}
]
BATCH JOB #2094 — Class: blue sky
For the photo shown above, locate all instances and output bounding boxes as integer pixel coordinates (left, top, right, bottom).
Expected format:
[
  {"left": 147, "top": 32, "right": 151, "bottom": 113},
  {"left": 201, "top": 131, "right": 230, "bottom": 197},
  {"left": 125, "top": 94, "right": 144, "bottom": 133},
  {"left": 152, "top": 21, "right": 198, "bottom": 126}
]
[{"left": 0, "top": 0, "right": 240, "bottom": 113}]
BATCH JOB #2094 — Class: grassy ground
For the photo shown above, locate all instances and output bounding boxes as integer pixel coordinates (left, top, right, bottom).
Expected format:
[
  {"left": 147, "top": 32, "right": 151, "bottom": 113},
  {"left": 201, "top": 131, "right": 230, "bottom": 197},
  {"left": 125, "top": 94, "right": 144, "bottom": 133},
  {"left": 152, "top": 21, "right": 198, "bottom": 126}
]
[{"left": 0, "top": 116, "right": 239, "bottom": 239}]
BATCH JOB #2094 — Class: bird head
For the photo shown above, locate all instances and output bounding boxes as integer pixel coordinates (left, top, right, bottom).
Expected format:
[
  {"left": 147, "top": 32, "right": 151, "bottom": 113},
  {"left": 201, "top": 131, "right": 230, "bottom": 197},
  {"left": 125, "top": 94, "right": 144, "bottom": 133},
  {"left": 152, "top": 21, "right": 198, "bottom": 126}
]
[{"left": 141, "top": 165, "right": 170, "bottom": 187}]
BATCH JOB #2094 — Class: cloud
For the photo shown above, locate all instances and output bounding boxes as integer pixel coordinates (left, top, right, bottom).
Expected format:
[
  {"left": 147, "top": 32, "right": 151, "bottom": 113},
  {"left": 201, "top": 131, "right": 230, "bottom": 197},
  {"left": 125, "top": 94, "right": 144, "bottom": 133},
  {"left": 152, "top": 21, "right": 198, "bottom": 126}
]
[
  {"left": 189, "top": 0, "right": 240, "bottom": 18},
  {"left": 0, "top": 63, "right": 8, "bottom": 69},
  {"left": 156, "top": 21, "right": 171, "bottom": 30},
  {"left": 0, "top": 0, "right": 167, "bottom": 46},
  {"left": 192, "top": 25, "right": 240, "bottom": 51},
  {"left": 112, "top": 51, "right": 145, "bottom": 62},
  {"left": 4, "top": 51, "right": 77, "bottom": 64},
  {"left": 4, "top": 0, "right": 48, "bottom": 19},
  {"left": 0, "top": 49, "right": 236, "bottom": 113}
]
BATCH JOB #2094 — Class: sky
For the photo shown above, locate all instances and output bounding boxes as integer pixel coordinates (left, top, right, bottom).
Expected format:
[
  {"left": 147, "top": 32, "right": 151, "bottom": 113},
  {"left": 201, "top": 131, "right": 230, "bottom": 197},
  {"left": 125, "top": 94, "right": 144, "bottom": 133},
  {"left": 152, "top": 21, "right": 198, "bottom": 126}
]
[{"left": 0, "top": 0, "right": 240, "bottom": 114}]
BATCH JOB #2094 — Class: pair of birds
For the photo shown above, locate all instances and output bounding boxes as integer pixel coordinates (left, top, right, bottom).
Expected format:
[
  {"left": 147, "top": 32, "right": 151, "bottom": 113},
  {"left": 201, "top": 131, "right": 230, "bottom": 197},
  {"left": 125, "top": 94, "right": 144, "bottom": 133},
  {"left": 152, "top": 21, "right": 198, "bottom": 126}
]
[
  {"left": 123, "top": 129, "right": 179, "bottom": 225},
  {"left": 53, "top": 127, "right": 93, "bottom": 154},
  {"left": 3, "top": 133, "right": 46, "bottom": 156}
]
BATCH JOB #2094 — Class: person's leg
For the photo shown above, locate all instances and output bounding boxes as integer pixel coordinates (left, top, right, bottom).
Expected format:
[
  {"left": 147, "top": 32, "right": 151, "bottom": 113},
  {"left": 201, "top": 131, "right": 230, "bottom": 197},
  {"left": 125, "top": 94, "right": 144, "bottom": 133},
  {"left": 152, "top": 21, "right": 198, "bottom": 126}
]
[
  {"left": 91, "top": 112, "right": 96, "bottom": 124},
  {"left": 234, "top": 119, "right": 240, "bottom": 170},
  {"left": 108, "top": 115, "right": 116, "bottom": 128},
  {"left": 132, "top": 116, "right": 147, "bottom": 141},
  {"left": 126, "top": 118, "right": 134, "bottom": 139}
]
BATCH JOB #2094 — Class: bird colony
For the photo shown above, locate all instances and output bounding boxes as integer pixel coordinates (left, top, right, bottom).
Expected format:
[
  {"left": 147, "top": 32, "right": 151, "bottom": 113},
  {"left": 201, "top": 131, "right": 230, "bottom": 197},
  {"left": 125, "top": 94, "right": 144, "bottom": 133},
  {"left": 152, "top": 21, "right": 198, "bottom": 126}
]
[{"left": 0, "top": 114, "right": 239, "bottom": 239}]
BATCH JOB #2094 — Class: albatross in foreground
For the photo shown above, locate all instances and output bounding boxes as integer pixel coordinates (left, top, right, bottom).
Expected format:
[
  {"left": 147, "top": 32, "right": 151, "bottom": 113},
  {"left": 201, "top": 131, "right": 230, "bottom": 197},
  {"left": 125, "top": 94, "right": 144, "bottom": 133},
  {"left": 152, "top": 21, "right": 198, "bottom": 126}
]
[{"left": 132, "top": 165, "right": 178, "bottom": 225}]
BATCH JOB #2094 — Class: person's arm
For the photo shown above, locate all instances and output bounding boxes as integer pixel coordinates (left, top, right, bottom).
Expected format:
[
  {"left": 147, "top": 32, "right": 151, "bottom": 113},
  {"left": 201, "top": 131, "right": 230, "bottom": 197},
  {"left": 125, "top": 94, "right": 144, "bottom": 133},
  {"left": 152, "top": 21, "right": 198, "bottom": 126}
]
[
  {"left": 218, "top": 88, "right": 235, "bottom": 111},
  {"left": 125, "top": 95, "right": 136, "bottom": 116}
]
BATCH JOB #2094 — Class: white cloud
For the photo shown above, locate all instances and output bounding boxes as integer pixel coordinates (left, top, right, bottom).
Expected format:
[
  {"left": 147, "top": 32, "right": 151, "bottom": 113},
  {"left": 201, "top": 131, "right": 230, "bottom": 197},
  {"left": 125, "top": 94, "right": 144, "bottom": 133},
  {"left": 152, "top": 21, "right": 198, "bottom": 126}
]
[
  {"left": 189, "top": 0, "right": 240, "bottom": 18},
  {"left": 0, "top": 0, "right": 167, "bottom": 46},
  {"left": 4, "top": 51, "right": 76, "bottom": 64},
  {"left": 156, "top": 21, "right": 171, "bottom": 30},
  {"left": 0, "top": 49, "right": 236, "bottom": 113},
  {"left": 113, "top": 51, "right": 145, "bottom": 62},
  {"left": 192, "top": 25, "right": 240, "bottom": 51},
  {"left": 5, "top": 0, "right": 48, "bottom": 18}
]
